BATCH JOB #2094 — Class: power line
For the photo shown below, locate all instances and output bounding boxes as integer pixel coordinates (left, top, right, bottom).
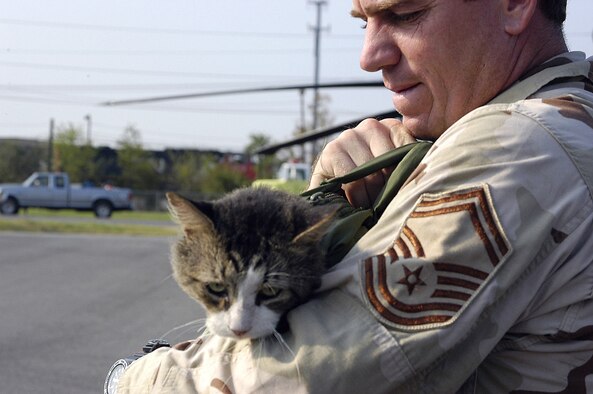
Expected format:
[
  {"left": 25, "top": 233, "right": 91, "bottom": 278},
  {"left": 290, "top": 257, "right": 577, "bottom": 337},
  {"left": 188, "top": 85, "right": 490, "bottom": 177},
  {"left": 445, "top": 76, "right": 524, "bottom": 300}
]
[
  {"left": 2, "top": 83, "right": 239, "bottom": 91},
  {"left": 0, "top": 94, "right": 95, "bottom": 106},
  {"left": 2, "top": 46, "right": 362, "bottom": 56},
  {"left": 0, "top": 61, "right": 309, "bottom": 80},
  {"left": 0, "top": 93, "right": 319, "bottom": 115},
  {"left": 0, "top": 18, "right": 313, "bottom": 39},
  {"left": 0, "top": 17, "right": 364, "bottom": 39}
]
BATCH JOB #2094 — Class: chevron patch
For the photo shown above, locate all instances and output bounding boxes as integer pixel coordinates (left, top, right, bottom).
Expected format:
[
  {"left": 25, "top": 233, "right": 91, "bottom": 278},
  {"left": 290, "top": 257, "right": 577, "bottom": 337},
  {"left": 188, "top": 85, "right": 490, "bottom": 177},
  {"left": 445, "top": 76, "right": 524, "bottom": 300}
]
[{"left": 362, "top": 185, "right": 511, "bottom": 330}]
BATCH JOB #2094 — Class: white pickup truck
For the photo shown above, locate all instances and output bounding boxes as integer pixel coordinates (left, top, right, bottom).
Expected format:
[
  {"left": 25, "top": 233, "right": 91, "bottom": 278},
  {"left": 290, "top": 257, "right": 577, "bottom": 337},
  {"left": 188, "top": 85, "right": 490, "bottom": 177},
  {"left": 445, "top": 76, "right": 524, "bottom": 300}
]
[{"left": 0, "top": 172, "right": 133, "bottom": 218}]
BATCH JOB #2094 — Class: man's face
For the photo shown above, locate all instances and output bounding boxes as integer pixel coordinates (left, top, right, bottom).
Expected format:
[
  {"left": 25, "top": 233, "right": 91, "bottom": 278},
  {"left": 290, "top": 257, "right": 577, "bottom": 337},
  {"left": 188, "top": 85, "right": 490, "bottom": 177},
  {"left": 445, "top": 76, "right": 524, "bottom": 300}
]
[{"left": 352, "top": 0, "right": 509, "bottom": 139}]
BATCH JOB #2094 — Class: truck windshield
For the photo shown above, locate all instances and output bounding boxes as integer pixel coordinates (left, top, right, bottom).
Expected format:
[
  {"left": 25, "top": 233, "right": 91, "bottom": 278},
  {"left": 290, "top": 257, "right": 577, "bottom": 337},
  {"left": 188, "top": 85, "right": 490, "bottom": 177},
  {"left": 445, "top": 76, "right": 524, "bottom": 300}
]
[{"left": 23, "top": 174, "right": 49, "bottom": 188}]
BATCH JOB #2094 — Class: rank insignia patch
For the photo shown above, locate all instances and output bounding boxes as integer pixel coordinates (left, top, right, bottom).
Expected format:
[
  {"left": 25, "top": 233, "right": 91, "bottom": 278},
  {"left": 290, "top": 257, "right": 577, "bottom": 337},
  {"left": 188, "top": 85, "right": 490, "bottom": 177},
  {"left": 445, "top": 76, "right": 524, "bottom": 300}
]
[{"left": 362, "top": 185, "right": 511, "bottom": 330}]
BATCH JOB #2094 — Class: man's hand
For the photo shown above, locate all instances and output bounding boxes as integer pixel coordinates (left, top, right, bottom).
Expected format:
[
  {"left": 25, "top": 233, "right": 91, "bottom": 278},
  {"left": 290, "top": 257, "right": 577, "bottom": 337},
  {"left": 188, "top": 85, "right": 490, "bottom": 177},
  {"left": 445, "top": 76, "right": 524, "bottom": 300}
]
[{"left": 309, "top": 118, "right": 416, "bottom": 208}]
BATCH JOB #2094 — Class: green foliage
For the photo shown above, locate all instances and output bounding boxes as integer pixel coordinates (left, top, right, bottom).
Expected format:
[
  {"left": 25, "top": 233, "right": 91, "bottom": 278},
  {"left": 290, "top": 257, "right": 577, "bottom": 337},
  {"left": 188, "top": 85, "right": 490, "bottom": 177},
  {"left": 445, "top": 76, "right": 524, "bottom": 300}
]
[
  {"left": 0, "top": 141, "right": 46, "bottom": 182},
  {"left": 93, "top": 147, "right": 120, "bottom": 185},
  {"left": 244, "top": 133, "right": 271, "bottom": 155},
  {"left": 116, "top": 125, "right": 160, "bottom": 190},
  {"left": 170, "top": 151, "right": 208, "bottom": 192},
  {"left": 244, "top": 133, "right": 281, "bottom": 180},
  {"left": 200, "top": 161, "right": 250, "bottom": 195},
  {"left": 53, "top": 125, "right": 97, "bottom": 183},
  {"left": 169, "top": 151, "right": 253, "bottom": 197}
]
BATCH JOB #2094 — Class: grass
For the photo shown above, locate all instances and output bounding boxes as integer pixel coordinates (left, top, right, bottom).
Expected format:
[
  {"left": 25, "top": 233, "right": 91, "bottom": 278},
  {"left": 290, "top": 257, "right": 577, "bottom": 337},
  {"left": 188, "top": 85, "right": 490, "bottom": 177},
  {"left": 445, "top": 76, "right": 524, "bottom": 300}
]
[
  {"left": 23, "top": 208, "right": 172, "bottom": 221},
  {"left": 0, "top": 209, "right": 177, "bottom": 237}
]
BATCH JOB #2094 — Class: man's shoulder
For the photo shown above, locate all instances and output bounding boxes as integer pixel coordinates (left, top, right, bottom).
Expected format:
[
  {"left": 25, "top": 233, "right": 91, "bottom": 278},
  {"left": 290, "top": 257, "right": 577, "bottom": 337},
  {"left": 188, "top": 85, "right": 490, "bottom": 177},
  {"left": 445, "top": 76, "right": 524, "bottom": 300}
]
[
  {"left": 442, "top": 93, "right": 593, "bottom": 195},
  {"left": 455, "top": 92, "right": 593, "bottom": 141}
]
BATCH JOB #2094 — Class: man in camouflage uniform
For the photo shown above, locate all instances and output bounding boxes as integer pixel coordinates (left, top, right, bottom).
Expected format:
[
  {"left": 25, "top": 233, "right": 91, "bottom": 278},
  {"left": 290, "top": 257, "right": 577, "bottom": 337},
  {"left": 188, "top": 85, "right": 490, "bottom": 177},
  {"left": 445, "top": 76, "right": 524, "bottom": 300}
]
[{"left": 117, "top": 0, "right": 593, "bottom": 392}]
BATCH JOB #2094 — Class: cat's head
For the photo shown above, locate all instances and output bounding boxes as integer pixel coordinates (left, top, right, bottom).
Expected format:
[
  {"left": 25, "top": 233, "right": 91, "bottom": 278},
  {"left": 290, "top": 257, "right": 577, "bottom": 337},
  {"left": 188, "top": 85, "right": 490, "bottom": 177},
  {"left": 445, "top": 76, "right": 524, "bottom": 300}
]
[{"left": 166, "top": 188, "right": 335, "bottom": 340}]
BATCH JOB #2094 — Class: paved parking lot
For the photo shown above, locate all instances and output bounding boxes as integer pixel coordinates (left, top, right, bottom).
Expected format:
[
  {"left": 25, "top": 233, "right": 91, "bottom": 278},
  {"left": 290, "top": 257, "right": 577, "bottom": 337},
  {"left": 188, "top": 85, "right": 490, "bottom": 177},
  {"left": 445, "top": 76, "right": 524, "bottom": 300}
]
[{"left": 0, "top": 232, "right": 203, "bottom": 394}]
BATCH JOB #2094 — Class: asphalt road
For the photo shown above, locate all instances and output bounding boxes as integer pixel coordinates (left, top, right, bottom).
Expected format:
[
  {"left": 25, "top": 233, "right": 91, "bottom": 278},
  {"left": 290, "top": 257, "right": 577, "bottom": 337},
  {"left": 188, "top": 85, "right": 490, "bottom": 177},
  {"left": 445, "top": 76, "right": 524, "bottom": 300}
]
[
  {"left": 0, "top": 231, "right": 204, "bottom": 394},
  {"left": 0, "top": 211, "right": 176, "bottom": 228}
]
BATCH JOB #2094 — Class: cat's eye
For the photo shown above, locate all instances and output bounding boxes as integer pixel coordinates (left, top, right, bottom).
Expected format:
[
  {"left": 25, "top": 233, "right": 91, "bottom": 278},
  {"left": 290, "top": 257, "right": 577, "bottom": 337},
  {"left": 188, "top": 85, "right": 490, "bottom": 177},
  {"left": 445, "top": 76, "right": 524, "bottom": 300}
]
[
  {"left": 259, "top": 285, "right": 282, "bottom": 299},
  {"left": 206, "top": 283, "right": 227, "bottom": 296}
]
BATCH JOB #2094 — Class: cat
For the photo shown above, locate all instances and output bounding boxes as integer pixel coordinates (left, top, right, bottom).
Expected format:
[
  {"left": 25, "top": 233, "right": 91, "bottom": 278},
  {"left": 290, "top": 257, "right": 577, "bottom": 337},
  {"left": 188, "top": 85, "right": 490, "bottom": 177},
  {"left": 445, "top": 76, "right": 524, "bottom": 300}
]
[{"left": 166, "top": 187, "right": 336, "bottom": 341}]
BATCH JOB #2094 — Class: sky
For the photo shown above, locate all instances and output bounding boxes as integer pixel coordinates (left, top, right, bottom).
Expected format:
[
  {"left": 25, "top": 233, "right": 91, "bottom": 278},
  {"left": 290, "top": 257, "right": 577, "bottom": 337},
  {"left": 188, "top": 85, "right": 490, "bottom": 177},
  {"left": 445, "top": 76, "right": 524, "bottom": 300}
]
[{"left": 1, "top": 0, "right": 592, "bottom": 153}]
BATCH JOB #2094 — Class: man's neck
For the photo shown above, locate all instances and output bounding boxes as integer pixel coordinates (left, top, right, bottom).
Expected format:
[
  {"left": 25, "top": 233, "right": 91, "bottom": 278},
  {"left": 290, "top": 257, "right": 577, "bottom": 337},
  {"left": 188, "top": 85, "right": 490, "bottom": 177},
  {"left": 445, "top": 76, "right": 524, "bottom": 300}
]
[{"left": 501, "top": 19, "right": 568, "bottom": 92}]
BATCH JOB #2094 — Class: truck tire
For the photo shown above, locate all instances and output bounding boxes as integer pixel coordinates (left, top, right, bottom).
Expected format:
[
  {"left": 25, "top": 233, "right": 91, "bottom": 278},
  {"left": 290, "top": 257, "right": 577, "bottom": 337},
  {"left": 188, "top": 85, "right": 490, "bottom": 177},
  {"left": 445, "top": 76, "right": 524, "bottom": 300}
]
[
  {"left": 0, "top": 197, "right": 19, "bottom": 215},
  {"left": 93, "top": 200, "right": 113, "bottom": 218}
]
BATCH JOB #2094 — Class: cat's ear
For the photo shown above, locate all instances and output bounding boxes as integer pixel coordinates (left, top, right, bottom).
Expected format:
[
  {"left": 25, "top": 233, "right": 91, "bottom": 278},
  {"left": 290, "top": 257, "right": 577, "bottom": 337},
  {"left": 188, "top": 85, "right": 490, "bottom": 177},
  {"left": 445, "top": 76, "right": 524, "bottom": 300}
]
[
  {"left": 166, "top": 192, "right": 216, "bottom": 238},
  {"left": 292, "top": 210, "right": 337, "bottom": 245}
]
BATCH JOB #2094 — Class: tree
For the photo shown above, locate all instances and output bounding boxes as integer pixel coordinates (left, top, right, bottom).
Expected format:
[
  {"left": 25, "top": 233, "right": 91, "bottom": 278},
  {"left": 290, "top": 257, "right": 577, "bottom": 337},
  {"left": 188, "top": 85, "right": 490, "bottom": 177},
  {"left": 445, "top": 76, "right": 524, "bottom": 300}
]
[
  {"left": 170, "top": 151, "right": 250, "bottom": 197},
  {"left": 291, "top": 93, "right": 335, "bottom": 163},
  {"left": 53, "top": 124, "right": 97, "bottom": 183},
  {"left": 170, "top": 151, "right": 209, "bottom": 193},
  {"left": 116, "top": 125, "right": 160, "bottom": 189},
  {"left": 200, "top": 158, "right": 250, "bottom": 196},
  {"left": 244, "top": 133, "right": 271, "bottom": 156},
  {"left": 93, "top": 147, "right": 121, "bottom": 185},
  {"left": 0, "top": 141, "right": 45, "bottom": 182},
  {"left": 245, "top": 133, "right": 280, "bottom": 179}
]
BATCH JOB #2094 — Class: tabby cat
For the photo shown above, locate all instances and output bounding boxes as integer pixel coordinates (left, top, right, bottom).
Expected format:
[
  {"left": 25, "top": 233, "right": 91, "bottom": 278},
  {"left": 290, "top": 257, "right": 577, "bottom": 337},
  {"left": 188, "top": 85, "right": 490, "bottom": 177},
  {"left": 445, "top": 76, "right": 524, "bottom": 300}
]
[{"left": 166, "top": 187, "right": 336, "bottom": 340}]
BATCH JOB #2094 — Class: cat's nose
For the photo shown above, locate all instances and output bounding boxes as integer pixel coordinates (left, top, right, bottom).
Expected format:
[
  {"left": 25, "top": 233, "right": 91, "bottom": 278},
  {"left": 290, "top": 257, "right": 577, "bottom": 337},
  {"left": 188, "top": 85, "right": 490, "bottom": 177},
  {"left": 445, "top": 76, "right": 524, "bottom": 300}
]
[{"left": 231, "top": 329, "right": 248, "bottom": 337}]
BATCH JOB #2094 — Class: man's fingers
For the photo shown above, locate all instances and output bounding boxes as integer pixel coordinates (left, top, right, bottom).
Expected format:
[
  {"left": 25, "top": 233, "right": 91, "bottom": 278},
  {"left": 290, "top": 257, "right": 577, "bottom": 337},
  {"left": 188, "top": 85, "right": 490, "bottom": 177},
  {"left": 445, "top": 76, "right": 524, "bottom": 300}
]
[
  {"left": 343, "top": 172, "right": 385, "bottom": 208},
  {"left": 309, "top": 140, "right": 360, "bottom": 188},
  {"left": 381, "top": 118, "right": 417, "bottom": 146},
  {"left": 308, "top": 117, "right": 415, "bottom": 207}
]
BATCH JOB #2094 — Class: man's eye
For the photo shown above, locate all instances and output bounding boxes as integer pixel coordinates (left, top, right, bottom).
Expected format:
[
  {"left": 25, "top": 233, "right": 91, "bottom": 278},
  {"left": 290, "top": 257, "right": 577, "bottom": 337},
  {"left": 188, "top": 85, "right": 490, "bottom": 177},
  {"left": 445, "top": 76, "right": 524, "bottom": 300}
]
[
  {"left": 391, "top": 10, "right": 424, "bottom": 24},
  {"left": 360, "top": 10, "right": 424, "bottom": 30}
]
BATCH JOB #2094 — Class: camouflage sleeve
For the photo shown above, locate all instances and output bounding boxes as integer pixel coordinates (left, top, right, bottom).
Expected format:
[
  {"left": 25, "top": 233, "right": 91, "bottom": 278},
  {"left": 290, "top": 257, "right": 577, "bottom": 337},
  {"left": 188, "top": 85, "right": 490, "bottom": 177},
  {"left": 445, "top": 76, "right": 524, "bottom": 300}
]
[
  {"left": 118, "top": 96, "right": 593, "bottom": 394},
  {"left": 349, "top": 96, "right": 593, "bottom": 392}
]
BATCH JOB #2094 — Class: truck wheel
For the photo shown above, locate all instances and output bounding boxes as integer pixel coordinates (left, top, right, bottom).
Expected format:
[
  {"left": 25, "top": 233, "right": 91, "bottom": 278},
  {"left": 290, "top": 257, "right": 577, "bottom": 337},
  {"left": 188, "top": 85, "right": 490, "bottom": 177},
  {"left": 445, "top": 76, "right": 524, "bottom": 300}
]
[
  {"left": 93, "top": 200, "right": 113, "bottom": 218},
  {"left": 0, "top": 197, "right": 19, "bottom": 215}
]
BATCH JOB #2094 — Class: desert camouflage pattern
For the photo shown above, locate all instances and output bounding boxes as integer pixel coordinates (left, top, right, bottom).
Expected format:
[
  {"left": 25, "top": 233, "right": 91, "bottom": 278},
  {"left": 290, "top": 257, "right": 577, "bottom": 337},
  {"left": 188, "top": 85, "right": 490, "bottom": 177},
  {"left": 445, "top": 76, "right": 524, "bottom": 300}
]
[{"left": 118, "top": 52, "right": 593, "bottom": 393}]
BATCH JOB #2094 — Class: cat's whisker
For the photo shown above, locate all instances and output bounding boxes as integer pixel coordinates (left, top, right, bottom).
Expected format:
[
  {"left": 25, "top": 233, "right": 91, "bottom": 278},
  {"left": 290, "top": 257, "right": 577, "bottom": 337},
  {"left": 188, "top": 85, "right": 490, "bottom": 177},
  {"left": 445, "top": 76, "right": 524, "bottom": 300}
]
[
  {"left": 256, "top": 340, "right": 263, "bottom": 368},
  {"left": 253, "top": 338, "right": 266, "bottom": 375},
  {"left": 159, "top": 318, "right": 206, "bottom": 339},
  {"left": 272, "top": 330, "right": 302, "bottom": 384},
  {"left": 197, "top": 324, "right": 210, "bottom": 336},
  {"left": 156, "top": 273, "right": 174, "bottom": 287},
  {"left": 199, "top": 328, "right": 214, "bottom": 343},
  {"left": 173, "top": 323, "right": 208, "bottom": 341}
]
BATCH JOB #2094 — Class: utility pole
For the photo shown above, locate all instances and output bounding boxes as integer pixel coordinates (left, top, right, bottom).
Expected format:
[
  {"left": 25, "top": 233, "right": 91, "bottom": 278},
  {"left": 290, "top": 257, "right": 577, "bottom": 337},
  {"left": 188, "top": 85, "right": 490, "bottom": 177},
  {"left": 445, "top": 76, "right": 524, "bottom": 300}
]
[
  {"left": 308, "top": 0, "right": 328, "bottom": 164},
  {"left": 309, "top": 0, "right": 328, "bottom": 131},
  {"left": 299, "top": 88, "right": 306, "bottom": 161},
  {"left": 48, "top": 118, "right": 54, "bottom": 172},
  {"left": 84, "top": 114, "right": 92, "bottom": 145}
]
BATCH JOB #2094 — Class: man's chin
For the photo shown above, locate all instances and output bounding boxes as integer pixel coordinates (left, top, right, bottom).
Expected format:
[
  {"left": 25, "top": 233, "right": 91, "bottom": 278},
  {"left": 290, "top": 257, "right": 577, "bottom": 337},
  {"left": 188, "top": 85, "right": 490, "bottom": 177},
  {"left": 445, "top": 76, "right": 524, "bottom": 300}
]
[{"left": 400, "top": 116, "right": 441, "bottom": 141}]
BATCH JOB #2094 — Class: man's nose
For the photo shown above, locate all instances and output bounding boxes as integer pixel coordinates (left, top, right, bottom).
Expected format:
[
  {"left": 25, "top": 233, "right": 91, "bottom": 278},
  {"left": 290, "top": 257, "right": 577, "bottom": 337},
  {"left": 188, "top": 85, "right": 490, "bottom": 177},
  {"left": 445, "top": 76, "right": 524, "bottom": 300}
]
[{"left": 359, "top": 19, "right": 401, "bottom": 72}]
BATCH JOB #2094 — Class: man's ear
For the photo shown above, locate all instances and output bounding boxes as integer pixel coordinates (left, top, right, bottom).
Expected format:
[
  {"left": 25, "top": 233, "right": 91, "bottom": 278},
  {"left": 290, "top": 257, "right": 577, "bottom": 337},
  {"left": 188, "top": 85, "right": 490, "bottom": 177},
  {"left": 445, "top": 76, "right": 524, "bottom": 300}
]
[{"left": 502, "top": 0, "right": 538, "bottom": 35}]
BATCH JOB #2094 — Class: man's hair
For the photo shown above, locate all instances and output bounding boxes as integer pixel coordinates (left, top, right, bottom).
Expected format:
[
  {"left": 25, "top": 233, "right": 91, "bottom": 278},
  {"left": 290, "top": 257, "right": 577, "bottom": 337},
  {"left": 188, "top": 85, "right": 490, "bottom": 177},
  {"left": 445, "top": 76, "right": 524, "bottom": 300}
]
[
  {"left": 464, "top": 0, "right": 566, "bottom": 26},
  {"left": 540, "top": 0, "right": 567, "bottom": 25}
]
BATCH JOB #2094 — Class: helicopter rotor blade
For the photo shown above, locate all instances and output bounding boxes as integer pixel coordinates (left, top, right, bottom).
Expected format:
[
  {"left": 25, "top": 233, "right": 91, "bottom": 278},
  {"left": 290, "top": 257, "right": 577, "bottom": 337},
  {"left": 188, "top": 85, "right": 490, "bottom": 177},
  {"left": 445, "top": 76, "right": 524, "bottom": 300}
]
[
  {"left": 255, "top": 109, "right": 401, "bottom": 155},
  {"left": 101, "top": 81, "right": 385, "bottom": 106}
]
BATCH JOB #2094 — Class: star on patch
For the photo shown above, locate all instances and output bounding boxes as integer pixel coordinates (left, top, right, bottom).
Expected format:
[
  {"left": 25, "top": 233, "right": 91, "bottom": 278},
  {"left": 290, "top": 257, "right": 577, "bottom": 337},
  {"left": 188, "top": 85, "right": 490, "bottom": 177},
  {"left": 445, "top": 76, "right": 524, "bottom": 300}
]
[{"left": 398, "top": 265, "right": 426, "bottom": 295}]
